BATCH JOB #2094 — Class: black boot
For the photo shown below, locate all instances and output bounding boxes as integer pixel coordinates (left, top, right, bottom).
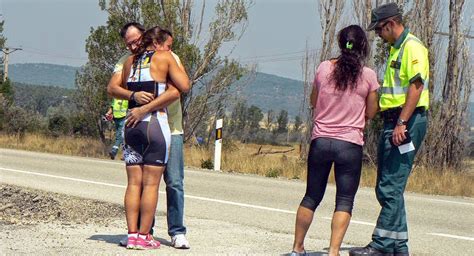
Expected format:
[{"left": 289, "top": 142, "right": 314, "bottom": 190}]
[{"left": 349, "top": 245, "right": 393, "bottom": 256}]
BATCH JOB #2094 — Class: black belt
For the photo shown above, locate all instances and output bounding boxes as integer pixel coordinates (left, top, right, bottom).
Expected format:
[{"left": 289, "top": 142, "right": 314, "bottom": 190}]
[{"left": 381, "top": 106, "right": 425, "bottom": 122}]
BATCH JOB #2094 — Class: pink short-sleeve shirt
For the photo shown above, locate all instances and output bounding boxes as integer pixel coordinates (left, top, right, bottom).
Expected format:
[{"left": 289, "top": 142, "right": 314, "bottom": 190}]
[{"left": 311, "top": 60, "right": 380, "bottom": 145}]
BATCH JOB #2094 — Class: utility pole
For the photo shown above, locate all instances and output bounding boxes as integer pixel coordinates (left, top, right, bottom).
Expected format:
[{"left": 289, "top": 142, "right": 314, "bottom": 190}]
[{"left": 1, "top": 47, "right": 22, "bottom": 82}]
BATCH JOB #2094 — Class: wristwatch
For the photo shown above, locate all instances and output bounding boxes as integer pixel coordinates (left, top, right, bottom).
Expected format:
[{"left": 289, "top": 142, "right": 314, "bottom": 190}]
[{"left": 397, "top": 118, "right": 408, "bottom": 126}]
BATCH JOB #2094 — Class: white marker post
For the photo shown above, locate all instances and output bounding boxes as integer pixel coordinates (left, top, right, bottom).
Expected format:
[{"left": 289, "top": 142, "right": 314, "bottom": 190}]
[{"left": 214, "top": 118, "right": 223, "bottom": 171}]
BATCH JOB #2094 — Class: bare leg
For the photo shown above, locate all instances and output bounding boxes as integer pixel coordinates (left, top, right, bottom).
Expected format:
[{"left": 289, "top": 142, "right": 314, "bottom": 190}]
[
  {"left": 138, "top": 165, "right": 165, "bottom": 234},
  {"left": 125, "top": 165, "right": 143, "bottom": 233},
  {"left": 292, "top": 206, "right": 315, "bottom": 253},
  {"left": 328, "top": 211, "right": 351, "bottom": 256}
]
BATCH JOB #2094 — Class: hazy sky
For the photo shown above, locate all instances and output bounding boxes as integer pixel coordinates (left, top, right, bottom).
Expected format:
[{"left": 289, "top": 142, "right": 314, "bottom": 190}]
[
  {"left": 1, "top": 0, "right": 472, "bottom": 82},
  {"left": 0, "top": 0, "right": 322, "bottom": 81}
]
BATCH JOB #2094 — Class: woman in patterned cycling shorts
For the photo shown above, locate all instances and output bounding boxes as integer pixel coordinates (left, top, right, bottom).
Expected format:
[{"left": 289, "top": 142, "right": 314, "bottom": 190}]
[{"left": 120, "top": 27, "right": 189, "bottom": 250}]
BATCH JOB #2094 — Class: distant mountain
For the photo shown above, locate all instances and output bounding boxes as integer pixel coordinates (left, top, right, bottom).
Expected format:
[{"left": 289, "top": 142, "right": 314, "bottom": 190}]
[
  {"left": 8, "top": 62, "right": 307, "bottom": 118},
  {"left": 7, "top": 63, "right": 473, "bottom": 123},
  {"left": 233, "top": 72, "right": 304, "bottom": 118},
  {"left": 9, "top": 63, "right": 79, "bottom": 89}
]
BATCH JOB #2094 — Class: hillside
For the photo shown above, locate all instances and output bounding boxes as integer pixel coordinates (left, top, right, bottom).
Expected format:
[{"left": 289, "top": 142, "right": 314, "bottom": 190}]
[
  {"left": 8, "top": 63, "right": 306, "bottom": 118},
  {"left": 233, "top": 72, "right": 304, "bottom": 118},
  {"left": 13, "top": 82, "right": 76, "bottom": 116},
  {"left": 9, "top": 63, "right": 79, "bottom": 89},
  {"left": 7, "top": 63, "right": 473, "bottom": 123}
]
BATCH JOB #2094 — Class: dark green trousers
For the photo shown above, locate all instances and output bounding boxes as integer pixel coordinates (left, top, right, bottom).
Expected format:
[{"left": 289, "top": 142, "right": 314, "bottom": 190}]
[{"left": 369, "top": 111, "right": 427, "bottom": 253}]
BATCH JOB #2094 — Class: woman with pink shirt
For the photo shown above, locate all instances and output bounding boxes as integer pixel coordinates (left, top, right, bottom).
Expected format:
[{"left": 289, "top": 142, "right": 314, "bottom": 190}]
[{"left": 291, "top": 25, "right": 379, "bottom": 256}]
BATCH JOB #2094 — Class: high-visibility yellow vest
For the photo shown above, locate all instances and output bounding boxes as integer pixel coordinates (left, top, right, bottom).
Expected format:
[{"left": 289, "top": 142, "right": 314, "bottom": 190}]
[
  {"left": 380, "top": 30, "right": 430, "bottom": 111},
  {"left": 111, "top": 98, "right": 128, "bottom": 119}
]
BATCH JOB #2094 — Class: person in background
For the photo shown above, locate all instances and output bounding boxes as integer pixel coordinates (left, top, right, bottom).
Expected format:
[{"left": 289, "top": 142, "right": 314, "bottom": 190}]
[
  {"left": 105, "top": 98, "right": 128, "bottom": 160},
  {"left": 291, "top": 25, "right": 379, "bottom": 256}
]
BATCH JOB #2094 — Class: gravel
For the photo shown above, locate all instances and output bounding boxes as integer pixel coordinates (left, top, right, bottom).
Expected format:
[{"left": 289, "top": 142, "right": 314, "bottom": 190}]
[{"left": 0, "top": 184, "right": 124, "bottom": 226}]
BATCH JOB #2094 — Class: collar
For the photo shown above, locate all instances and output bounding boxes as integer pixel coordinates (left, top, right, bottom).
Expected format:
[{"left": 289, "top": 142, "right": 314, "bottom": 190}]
[{"left": 392, "top": 28, "right": 409, "bottom": 49}]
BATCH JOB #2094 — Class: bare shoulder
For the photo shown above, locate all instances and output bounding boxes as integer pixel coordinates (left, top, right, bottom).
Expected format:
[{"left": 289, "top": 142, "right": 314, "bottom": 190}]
[{"left": 152, "top": 50, "right": 173, "bottom": 62}]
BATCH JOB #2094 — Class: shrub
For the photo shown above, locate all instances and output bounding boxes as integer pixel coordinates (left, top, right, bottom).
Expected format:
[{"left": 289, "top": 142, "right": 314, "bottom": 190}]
[
  {"left": 265, "top": 168, "right": 281, "bottom": 178},
  {"left": 201, "top": 158, "right": 214, "bottom": 169},
  {"left": 48, "top": 114, "right": 71, "bottom": 137}
]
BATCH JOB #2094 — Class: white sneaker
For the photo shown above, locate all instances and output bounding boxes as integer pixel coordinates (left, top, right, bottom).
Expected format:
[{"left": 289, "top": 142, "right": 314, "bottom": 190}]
[{"left": 171, "top": 234, "right": 190, "bottom": 249}]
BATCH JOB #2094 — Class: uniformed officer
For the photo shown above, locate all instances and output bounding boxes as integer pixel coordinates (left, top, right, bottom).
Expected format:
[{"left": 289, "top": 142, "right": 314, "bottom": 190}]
[
  {"left": 106, "top": 98, "right": 128, "bottom": 159},
  {"left": 350, "top": 3, "right": 429, "bottom": 256}
]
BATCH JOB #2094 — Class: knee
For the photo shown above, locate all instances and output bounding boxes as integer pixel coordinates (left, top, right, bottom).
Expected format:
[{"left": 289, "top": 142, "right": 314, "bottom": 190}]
[
  {"left": 300, "top": 195, "right": 321, "bottom": 212},
  {"left": 335, "top": 195, "right": 354, "bottom": 214},
  {"left": 165, "top": 177, "right": 183, "bottom": 189}
]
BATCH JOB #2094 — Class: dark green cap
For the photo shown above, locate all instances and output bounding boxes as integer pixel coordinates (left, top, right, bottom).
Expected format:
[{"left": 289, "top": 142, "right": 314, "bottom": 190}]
[{"left": 367, "top": 3, "right": 401, "bottom": 31}]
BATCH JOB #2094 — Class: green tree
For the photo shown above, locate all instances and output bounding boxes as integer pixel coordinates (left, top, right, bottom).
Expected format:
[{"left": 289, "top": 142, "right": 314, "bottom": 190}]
[
  {"left": 276, "top": 110, "right": 288, "bottom": 134},
  {"left": 77, "top": 0, "right": 251, "bottom": 143},
  {"left": 0, "top": 20, "right": 8, "bottom": 131},
  {"left": 293, "top": 115, "right": 302, "bottom": 132},
  {"left": 264, "top": 109, "right": 274, "bottom": 131},
  {"left": 0, "top": 78, "right": 13, "bottom": 106},
  {"left": 229, "top": 100, "right": 247, "bottom": 134},
  {"left": 247, "top": 105, "right": 263, "bottom": 134},
  {"left": 0, "top": 20, "right": 6, "bottom": 49}
]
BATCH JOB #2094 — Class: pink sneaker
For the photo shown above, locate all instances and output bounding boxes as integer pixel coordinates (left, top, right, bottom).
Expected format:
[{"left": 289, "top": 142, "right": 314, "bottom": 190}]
[
  {"left": 135, "top": 234, "right": 161, "bottom": 250},
  {"left": 126, "top": 235, "right": 137, "bottom": 249}
]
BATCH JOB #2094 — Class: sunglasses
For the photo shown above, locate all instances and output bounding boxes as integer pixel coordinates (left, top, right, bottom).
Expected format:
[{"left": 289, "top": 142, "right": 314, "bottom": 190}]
[
  {"left": 374, "top": 21, "right": 390, "bottom": 33},
  {"left": 126, "top": 38, "right": 141, "bottom": 48}
]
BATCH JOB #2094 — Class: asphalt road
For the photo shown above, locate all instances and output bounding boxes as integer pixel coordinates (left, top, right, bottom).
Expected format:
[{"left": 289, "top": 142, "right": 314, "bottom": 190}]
[{"left": 1, "top": 148, "right": 473, "bottom": 255}]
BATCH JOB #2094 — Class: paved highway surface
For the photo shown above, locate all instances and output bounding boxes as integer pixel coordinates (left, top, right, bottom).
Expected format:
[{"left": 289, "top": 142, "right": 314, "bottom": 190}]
[{"left": 1, "top": 148, "right": 473, "bottom": 255}]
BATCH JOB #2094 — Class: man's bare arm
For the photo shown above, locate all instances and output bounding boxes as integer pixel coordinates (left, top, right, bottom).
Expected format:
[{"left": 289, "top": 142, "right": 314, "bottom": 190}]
[
  {"left": 106, "top": 57, "right": 154, "bottom": 104},
  {"left": 106, "top": 72, "right": 132, "bottom": 100}
]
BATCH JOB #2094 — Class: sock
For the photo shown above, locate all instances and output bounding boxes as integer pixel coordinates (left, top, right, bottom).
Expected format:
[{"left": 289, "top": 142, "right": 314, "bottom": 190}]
[
  {"left": 127, "top": 232, "right": 137, "bottom": 239},
  {"left": 138, "top": 233, "right": 148, "bottom": 240}
]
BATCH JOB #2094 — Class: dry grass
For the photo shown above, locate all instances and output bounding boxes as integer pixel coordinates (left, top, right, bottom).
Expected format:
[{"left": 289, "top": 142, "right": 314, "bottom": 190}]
[
  {"left": 185, "top": 141, "right": 474, "bottom": 197},
  {"left": 0, "top": 133, "right": 107, "bottom": 158},
  {"left": 185, "top": 141, "right": 306, "bottom": 179},
  {"left": 0, "top": 133, "right": 472, "bottom": 197}
]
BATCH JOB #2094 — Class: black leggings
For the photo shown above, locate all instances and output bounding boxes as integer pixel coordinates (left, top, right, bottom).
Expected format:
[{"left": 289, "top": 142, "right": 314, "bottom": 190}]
[{"left": 300, "top": 137, "right": 363, "bottom": 214}]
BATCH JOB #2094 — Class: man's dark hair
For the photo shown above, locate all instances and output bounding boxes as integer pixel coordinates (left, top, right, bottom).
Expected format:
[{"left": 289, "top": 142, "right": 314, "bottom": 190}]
[{"left": 120, "top": 22, "right": 145, "bottom": 39}]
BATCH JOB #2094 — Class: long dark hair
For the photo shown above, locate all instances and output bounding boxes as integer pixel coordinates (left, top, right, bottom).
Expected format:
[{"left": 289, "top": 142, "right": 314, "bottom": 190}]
[
  {"left": 132, "top": 26, "right": 174, "bottom": 73},
  {"left": 133, "top": 26, "right": 162, "bottom": 66},
  {"left": 330, "top": 25, "right": 369, "bottom": 91}
]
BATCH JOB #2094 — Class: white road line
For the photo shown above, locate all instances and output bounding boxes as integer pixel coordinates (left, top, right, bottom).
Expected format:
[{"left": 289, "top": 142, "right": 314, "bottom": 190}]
[
  {"left": 0, "top": 167, "right": 295, "bottom": 213},
  {"left": 427, "top": 233, "right": 474, "bottom": 241},
  {"left": 1, "top": 167, "right": 371, "bottom": 225},
  {"left": 4, "top": 166, "right": 474, "bottom": 241},
  {"left": 186, "top": 194, "right": 296, "bottom": 214},
  {"left": 0, "top": 167, "right": 126, "bottom": 188},
  {"left": 321, "top": 217, "right": 375, "bottom": 226},
  {"left": 2, "top": 149, "right": 474, "bottom": 207},
  {"left": 413, "top": 198, "right": 474, "bottom": 207}
]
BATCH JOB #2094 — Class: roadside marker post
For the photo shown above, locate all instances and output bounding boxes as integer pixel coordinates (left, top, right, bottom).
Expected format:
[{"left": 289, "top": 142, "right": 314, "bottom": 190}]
[{"left": 214, "top": 118, "right": 223, "bottom": 171}]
